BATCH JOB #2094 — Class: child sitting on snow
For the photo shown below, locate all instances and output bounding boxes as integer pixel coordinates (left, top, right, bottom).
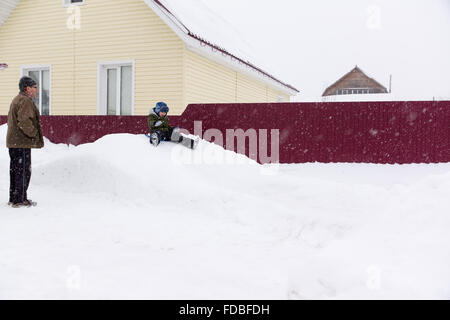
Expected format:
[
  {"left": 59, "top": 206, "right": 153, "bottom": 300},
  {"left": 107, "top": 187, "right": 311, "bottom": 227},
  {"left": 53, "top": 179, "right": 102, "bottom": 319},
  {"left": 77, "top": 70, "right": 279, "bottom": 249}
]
[{"left": 148, "top": 102, "right": 199, "bottom": 149}]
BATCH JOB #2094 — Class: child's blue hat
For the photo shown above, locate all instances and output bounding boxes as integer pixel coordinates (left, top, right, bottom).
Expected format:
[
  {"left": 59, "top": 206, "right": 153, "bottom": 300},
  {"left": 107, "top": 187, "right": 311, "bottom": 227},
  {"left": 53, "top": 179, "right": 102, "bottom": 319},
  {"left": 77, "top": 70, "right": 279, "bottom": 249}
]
[{"left": 155, "top": 102, "right": 169, "bottom": 114}]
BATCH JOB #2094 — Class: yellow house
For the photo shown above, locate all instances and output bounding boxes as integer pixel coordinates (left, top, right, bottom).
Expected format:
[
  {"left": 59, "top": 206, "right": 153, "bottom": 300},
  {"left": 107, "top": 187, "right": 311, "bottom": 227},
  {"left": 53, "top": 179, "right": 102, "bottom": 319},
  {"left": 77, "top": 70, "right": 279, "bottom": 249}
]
[{"left": 0, "top": 0, "right": 298, "bottom": 116}]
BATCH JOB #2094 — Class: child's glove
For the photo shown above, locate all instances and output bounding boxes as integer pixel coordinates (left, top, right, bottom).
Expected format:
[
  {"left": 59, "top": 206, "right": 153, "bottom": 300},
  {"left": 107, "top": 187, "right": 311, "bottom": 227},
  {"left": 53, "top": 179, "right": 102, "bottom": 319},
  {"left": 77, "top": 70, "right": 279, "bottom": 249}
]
[{"left": 155, "top": 121, "right": 163, "bottom": 127}]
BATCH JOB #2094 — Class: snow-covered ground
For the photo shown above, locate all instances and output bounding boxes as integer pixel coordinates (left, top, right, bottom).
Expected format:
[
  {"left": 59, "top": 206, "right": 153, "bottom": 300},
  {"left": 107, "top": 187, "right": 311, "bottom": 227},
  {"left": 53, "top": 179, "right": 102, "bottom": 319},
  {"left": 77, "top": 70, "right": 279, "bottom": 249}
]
[{"left": 1, "top": 124, "right": 450, "bottom": 300}]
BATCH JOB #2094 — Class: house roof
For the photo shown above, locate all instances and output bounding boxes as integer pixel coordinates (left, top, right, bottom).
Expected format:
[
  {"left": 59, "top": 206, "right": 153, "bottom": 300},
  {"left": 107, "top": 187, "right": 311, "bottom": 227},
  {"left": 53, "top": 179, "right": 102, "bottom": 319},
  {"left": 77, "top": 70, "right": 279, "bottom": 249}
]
[
  {"left": 0, "top": 63, "right": 8, "bottom": 69},
  {"left": 322, "top": 66, "right": 388, "bottom": 96},
  {"left": 147, "top": 0, "right": 299, "bottom": 95}
]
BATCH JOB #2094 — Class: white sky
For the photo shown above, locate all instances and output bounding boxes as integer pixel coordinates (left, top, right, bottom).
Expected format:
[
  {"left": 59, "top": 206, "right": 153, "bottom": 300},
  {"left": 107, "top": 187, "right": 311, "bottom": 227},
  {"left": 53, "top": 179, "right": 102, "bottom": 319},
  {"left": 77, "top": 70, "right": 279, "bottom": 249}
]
[{"left": 164, "top": 0, "right": 450, "bottom": 101}]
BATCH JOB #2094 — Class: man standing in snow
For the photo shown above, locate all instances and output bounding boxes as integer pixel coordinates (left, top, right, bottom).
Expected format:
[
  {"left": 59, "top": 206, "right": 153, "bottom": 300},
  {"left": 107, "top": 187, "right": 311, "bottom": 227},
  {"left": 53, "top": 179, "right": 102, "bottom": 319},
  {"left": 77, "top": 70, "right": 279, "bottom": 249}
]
[
  {"left": 6, "top": 76, "right": 44, "bottom": 208},
  {"left": 148, "top": 101, "right": 199, "bottom": 149}
]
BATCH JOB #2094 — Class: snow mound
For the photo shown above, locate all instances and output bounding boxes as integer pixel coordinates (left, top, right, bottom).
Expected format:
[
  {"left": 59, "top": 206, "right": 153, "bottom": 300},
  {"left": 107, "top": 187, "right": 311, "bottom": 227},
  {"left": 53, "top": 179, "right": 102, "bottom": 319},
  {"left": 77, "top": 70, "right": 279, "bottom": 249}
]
[{"left": 1, "top": 124, "right": 450, "bottom": 299}]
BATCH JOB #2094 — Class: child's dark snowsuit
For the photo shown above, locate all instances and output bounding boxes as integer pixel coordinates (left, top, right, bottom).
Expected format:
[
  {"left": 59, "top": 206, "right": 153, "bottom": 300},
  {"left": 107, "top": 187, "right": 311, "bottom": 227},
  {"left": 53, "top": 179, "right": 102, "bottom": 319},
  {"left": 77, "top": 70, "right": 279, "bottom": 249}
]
[
  {"left": 147, "top": 104, "right": 199, "bottom": 149},
  {"left": 148, "top": 107, "right": 177, "bottom": 141}
]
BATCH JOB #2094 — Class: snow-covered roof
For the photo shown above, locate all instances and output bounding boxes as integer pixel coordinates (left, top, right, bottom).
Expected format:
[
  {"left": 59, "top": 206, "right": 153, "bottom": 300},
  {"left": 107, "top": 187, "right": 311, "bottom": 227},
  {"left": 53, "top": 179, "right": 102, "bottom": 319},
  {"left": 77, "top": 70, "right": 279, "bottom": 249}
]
[
  {"left": 145, "top": 0, "right": 299, "bottom": 95},
  {"left": 0, "top": 0, "right": 19, "bottom": 27},
  {"left": 0, "top": 63, "right": 8, "bottom": 70}
]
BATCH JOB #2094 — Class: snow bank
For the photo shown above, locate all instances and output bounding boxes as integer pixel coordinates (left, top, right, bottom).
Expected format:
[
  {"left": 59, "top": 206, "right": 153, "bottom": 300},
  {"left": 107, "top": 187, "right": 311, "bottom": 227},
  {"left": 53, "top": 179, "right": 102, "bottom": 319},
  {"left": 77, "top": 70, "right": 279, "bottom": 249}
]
[{"left": 1, "top": 124, "right": 449, "bottom": 299}]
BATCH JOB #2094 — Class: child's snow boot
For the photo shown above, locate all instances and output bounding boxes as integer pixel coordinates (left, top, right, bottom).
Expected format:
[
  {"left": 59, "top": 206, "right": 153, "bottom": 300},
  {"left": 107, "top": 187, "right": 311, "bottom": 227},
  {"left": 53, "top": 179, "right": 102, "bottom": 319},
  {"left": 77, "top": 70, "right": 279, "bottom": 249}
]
[{"left": 150, "top": 132, "right": 161, "bottom": 147}]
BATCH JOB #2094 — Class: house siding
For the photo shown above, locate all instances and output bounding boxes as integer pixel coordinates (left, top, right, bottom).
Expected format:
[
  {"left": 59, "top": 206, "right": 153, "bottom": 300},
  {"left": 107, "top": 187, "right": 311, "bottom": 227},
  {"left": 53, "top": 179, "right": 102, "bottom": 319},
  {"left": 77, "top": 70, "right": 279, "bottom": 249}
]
[
  {"left": 0, "top": 0, "right": 184, "bottom": 115},
  {"left": 0, "top": 1, "right": 74, "bottom": 115},
  {"left": 74, "top": 0, "right": 184, "bottom": 115},
  {"left": 184, "top": 48, "right": 236, "bottom": 106},
  {"left": 183, "top": 48, "right": 290, "bottom": 108}
]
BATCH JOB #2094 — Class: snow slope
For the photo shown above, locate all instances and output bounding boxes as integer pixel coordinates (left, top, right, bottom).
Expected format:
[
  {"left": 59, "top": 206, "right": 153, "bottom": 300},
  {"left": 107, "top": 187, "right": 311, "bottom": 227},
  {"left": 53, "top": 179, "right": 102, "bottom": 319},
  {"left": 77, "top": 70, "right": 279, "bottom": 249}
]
[{"left": 1, "top": 124, "right": 450, "bottom": 299}]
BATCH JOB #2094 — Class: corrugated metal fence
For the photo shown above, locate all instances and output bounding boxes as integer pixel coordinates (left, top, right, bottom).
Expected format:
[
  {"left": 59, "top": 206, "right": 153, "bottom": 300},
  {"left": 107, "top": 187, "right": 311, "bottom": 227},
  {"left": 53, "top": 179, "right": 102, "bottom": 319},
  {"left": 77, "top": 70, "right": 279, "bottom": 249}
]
[{"left": 1, "top": 101, "right": 449, "bottom": 164}]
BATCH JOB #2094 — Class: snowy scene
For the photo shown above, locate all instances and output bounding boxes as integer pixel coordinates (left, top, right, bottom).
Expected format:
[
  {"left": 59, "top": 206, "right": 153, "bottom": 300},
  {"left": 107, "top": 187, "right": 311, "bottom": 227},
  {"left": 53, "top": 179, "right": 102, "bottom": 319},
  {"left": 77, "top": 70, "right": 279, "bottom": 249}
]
[
  {"left": 1, "top": 0, "right": 450, "bottom": 302},
  {"left": 1, "top": 126, "right": 450, "bottom": 299}
]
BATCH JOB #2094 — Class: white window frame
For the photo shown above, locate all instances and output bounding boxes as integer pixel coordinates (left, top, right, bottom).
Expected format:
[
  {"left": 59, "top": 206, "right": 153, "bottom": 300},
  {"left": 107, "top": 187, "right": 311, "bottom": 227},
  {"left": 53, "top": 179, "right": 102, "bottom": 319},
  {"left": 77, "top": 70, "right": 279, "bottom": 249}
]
[
  {"left": 97, "top": 60, "right": 135, "bottom": 116},
  {"left": 20, "top": 65, "right": 52, "bottom": 115},
  {"left": 337, "top": 88, "right": 371, "bottom": 95},
  {"left": 63, "top": 0, "right": 85, "bottom": 7}
]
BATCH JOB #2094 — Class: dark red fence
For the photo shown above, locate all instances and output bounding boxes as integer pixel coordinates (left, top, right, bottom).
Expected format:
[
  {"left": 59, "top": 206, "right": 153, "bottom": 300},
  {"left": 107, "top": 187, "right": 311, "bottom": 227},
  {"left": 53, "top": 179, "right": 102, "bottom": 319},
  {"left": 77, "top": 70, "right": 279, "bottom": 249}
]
[{"left": 1, "top": 101, "right": 450, "bottom": 164}]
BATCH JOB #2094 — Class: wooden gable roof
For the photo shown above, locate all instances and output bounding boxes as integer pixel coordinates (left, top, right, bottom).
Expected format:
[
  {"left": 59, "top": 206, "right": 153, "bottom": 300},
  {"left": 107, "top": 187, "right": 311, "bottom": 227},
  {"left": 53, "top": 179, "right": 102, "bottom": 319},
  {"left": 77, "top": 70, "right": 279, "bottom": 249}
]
[{"left": 323, "top": 66, "right": 388, "bottom": 96}]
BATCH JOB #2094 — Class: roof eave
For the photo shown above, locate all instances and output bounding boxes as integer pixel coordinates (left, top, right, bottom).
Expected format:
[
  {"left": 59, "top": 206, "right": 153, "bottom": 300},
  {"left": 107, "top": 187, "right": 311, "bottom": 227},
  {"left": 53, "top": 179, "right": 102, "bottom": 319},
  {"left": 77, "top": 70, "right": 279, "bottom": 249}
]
[
  {"left": 144, "top": 0, "right": 299, "bottom": 96},
  {"left": 0, "top": 0, "right": 20, "bottom": 27}
]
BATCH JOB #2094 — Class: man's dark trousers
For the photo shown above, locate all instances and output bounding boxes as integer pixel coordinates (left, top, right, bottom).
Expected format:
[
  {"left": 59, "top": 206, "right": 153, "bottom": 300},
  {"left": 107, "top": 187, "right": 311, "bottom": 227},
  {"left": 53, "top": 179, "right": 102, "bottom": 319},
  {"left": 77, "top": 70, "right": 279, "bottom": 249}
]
[{"left": 9, "top": 148, "right": 31, "bottom": 204}]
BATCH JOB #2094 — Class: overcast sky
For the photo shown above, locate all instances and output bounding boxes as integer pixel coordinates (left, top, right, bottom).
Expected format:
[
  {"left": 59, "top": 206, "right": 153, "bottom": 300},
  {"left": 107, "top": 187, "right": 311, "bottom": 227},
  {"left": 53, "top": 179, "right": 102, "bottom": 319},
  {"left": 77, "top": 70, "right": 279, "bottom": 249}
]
[{"left": 165, "top": 0, "right": 450, "bottom": 101}]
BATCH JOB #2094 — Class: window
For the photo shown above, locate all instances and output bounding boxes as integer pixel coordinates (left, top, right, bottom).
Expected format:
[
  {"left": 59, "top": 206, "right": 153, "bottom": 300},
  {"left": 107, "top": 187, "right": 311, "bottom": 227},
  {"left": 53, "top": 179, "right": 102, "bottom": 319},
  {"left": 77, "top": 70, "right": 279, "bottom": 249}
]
[
  {"left": 336, "top": 88, "right": 370, "bottom": 96},
  {"left": 98, "top": 61, "right": 134, "bottom": 115},
  {"left": 63, "top": 0, "right": 85, "bottom": 7},
  {"left": 21, "top": 66, "right": 51, "bottom": 115}
]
